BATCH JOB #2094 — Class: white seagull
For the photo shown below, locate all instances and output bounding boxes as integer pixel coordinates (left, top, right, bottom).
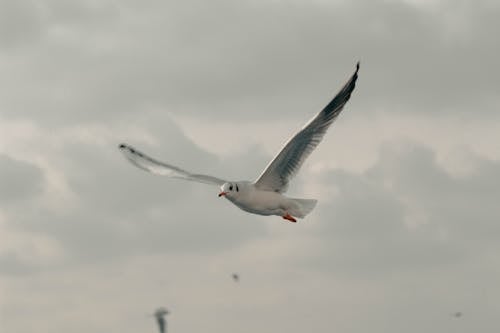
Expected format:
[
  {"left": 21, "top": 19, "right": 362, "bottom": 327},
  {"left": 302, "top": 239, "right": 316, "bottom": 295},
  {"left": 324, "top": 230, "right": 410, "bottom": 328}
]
[{"left": 119, "top": 62, "right": 359, "bottom": 222}]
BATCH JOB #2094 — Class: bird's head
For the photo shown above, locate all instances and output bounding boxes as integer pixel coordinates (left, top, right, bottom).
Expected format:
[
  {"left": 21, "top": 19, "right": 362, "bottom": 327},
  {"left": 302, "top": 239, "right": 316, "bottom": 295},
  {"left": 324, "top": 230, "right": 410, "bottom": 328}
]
[{"left": 218, "top": 182, "right": 240, "bottom": 198}]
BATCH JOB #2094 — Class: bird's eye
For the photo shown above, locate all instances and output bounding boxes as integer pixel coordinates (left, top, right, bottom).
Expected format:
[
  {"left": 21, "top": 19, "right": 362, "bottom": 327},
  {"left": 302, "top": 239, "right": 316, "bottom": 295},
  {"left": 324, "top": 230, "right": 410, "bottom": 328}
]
[{"left": 229, "top": 185, "right": 233, "bottom": 191}]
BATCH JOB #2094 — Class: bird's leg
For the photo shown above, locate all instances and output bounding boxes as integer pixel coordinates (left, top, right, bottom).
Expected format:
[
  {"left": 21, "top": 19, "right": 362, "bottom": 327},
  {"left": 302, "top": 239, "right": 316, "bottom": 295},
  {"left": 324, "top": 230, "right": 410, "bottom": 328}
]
[{"left": 282, "top": 213, "right": 297, "bottom": 223}]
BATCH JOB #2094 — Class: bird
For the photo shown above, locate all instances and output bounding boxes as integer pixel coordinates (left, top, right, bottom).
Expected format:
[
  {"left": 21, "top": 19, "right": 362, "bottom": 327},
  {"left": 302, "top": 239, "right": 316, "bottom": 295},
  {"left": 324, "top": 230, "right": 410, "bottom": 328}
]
[
  {"left": 153, "top": 307, "right": 169, "bottom": 333},
  {"left": 119, "top": 62, "right": 359, "bottom": 223},
  {"left": 232, "top": 273, "right": 239, "bottom": 282},
  {"left": 452, "top": 311, "right": 463, "bottom": 318}
]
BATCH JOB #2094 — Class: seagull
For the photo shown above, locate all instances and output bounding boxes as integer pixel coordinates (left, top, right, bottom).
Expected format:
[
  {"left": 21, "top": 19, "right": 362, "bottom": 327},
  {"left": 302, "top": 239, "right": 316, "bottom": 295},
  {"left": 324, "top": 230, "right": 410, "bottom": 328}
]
[
  {"left": 153, "top": 307, "right": 169, "bottom": 333},
  {"left": 119, "top": 62, "right": 359, "bottom": 222}
]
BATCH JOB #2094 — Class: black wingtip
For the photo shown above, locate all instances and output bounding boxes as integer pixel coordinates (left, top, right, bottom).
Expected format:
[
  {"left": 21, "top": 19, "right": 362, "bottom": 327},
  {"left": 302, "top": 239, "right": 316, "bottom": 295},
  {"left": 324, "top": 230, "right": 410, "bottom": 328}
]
[{"left": 351, "top": 61, "right": 360, "bottom": 85}]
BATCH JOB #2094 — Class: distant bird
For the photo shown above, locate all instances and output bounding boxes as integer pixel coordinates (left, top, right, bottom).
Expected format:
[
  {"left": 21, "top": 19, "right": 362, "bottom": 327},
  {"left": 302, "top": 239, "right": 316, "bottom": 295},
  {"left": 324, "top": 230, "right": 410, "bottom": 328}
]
[
  {"left": 154, "top": 307, "right": 169, "bottom": 333},
  {"left": 119, "top": 63, "right": 359, "bottom": 223},
  {"left": 452, "top": 312, "right": 463, "bottom": 318},
  {"left": 232, "top": 273, "right": 239, "bottom": 282}
]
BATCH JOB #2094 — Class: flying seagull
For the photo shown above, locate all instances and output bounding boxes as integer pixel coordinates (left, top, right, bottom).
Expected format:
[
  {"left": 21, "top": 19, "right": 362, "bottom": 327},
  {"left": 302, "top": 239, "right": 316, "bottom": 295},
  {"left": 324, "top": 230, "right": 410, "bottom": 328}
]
[
  {"left": 153, "top": 307, "right": 169, "bottom": 333},
  {"left": 119, "top": 62, "right": 359, "bottom": 222}
]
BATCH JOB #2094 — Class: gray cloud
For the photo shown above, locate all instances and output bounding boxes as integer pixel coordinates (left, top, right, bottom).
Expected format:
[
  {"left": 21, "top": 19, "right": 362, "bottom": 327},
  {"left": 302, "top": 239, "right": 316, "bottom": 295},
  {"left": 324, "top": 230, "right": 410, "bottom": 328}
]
[
  {"left": 1, "top": 0, "right": 498, "bottom": 127},
  {"left": 0, "top": 0, "right": 46, "bottom": 48},
  {"left": 0, "top": 154, "right": 44, "bottom": 203},
  {"left": 302, "top": 141, "right": 499, "bottom": 278},
  {"left": 4, "top": 115, "right": 267, "bottom": 268},
  {"left": 1, "top": 1, "right": 499, "bottom": 332},
  {"left": 370, "top": 143, "right": 500, "bottom": 246},
  {"left": 0, "top": 252, "right": 37, "bottom": 275}
]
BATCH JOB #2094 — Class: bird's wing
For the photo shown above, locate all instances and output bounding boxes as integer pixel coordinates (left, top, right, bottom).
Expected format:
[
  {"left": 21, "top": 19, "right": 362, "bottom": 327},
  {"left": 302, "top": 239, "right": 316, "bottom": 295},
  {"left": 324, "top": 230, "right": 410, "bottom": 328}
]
[
  {"left": 118, "top": 143, "right": 227, "bottom": 186},
  {"left": 254, "top": 62, "right": 359, "bottom": 193}
]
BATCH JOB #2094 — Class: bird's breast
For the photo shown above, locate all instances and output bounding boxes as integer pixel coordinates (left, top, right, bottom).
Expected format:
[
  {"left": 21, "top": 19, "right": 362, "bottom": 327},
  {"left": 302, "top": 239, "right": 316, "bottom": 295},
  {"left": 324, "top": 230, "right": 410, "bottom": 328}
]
[{"left": 231, "top": 189, "right": 288, "bottom": 215}]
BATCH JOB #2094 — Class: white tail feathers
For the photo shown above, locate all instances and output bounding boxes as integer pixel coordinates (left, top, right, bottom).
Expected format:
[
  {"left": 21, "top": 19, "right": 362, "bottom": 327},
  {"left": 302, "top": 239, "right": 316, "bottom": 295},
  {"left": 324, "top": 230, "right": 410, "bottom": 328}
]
[{"left": 290, "top": 198, "right": 318, "bottom": 218}]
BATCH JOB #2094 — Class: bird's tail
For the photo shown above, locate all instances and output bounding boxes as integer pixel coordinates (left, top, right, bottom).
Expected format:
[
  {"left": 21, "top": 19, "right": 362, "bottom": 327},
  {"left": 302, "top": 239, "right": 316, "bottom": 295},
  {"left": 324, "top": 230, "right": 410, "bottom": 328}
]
[{"left": 290, "top": 198, "right": 317, "bottom": 218}]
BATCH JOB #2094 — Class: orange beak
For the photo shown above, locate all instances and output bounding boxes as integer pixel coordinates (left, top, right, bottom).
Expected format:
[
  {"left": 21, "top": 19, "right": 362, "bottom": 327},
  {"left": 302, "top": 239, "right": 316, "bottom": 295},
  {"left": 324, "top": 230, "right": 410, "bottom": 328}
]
[{"left": 218, "top": 192, "right": 227, "bottom": 197}]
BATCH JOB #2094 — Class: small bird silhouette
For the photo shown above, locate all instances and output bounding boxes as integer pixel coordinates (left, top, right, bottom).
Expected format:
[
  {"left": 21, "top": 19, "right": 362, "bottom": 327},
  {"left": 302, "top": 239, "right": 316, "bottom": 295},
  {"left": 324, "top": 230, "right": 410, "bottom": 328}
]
[
  {"left": 232, "top": 273, "right": 239, "bottom": 282},
  {"left": 452, "top": 311, "right": 462, "bottom": 318},
  {"left": 154, "top": 307, "right": 169, "bottom": 333}
]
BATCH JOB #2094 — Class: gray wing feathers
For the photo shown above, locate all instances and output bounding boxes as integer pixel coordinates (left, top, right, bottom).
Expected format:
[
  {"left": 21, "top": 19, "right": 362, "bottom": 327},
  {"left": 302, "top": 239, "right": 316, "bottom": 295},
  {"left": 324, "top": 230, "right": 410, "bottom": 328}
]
[
  {"left": 254, "top": 62, "right": 360, "bottom": 193},
  {"left": 118, "top": 143, "right": 226, "bottom": 186}
]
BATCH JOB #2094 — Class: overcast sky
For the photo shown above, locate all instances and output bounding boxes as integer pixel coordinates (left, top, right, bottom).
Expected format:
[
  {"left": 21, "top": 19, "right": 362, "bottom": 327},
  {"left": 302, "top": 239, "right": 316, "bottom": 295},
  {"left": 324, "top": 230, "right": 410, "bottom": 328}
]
[{"left": 1, "top": 0, "right": 500, "bottom": 332}]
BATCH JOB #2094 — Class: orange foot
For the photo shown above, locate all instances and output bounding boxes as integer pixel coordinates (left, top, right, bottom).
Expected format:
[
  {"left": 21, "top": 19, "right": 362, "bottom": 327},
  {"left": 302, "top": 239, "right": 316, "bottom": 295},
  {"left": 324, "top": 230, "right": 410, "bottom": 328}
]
[{"left": 282, "top": 213, "right": 297, "bottom": 223}]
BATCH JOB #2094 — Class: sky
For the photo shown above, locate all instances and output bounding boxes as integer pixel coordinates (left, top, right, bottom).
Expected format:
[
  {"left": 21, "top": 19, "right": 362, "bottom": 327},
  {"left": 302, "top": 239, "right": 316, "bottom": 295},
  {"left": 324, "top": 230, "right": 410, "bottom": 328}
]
[{"left": 1, "top": 0, "right": 499, "bottom": 332}]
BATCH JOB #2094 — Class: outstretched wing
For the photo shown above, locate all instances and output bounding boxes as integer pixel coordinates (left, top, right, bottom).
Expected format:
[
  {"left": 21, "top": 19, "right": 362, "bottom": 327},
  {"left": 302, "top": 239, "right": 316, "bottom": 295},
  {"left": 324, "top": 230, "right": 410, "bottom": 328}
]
[
  {"left": 118, "top": 143, "right": 226, "bottom": 186},
  {"left": 254, "top": 62, "right": 360, "bottom": 193}
]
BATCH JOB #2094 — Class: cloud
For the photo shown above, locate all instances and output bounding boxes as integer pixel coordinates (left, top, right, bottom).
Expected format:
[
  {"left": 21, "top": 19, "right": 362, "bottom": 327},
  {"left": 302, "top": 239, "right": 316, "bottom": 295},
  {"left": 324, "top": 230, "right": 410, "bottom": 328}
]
[
  {"left": 0, "top": 154, "right": 44, "bottom": 203},
  {"left": 1, "top": 0, "right": 498, "bottom": 127},
  {"left": 0, "top": 0, "right": 46, "bottom": 48},
  {"left": 1, "top": 1, "right": 500, "bottom": 332},
  {"left": 299, "top": 141, "right": 500, "bottom": 279},
  {"left": 2, "top": 114, "right": 267, "bottom": 268}
]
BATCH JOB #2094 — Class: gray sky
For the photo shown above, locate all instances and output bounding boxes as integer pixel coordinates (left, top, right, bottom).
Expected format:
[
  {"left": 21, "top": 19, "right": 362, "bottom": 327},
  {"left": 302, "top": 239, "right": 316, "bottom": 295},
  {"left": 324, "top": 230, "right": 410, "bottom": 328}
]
[{"left": 1, "top": 0, "right": 500, "bottom": 332}]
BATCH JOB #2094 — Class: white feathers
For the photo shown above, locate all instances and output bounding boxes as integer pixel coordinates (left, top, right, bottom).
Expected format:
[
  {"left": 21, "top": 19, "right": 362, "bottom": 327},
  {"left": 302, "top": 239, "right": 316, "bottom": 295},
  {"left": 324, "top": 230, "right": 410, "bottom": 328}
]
[
  {"left": 254, "top": 62, "right": 359, "bottom": 193},
  {"left": 118, "top": 143, "right": 226, "bottom": 186},
  {"left": 118, "top": 63, "right": 359, "bottom": 220}
]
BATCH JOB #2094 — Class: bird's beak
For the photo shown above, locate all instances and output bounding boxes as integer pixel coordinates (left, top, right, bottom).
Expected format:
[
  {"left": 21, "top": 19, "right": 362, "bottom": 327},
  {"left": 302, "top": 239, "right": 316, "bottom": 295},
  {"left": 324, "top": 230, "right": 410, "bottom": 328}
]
[{"left": 218, "top": 192, "right": 227, "bottom": 197}]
